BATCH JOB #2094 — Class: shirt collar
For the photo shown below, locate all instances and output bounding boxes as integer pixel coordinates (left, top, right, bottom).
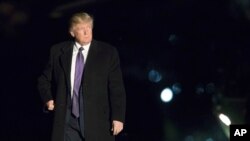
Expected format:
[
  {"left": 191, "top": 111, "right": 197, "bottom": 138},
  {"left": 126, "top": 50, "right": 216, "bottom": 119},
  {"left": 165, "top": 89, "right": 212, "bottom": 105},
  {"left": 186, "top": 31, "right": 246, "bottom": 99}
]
[{"left": 74, "top": 42, "right": 91, "bottom": 51}]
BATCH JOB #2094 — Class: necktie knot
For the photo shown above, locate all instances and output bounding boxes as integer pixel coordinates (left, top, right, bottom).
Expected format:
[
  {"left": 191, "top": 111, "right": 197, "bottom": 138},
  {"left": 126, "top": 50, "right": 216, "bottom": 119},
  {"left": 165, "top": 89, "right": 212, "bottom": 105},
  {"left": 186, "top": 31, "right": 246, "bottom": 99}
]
[{"left": 79, "top": 47, "right": 84, "bottom": 52}]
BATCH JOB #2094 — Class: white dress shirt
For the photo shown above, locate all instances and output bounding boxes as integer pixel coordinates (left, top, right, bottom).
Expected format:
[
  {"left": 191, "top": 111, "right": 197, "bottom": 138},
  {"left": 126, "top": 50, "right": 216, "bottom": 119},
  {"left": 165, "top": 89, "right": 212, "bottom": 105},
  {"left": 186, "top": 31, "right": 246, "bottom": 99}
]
[{"left": 70, "top": 42, "right": 91, "bottom": 98}]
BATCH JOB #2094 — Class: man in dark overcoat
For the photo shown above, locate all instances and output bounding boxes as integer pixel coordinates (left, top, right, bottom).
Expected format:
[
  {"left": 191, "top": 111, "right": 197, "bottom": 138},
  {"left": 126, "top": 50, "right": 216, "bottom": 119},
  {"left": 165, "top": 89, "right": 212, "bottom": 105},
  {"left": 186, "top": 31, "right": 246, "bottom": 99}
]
[{"left": 38, "top": 12, "right": 126, "bottom": 141}]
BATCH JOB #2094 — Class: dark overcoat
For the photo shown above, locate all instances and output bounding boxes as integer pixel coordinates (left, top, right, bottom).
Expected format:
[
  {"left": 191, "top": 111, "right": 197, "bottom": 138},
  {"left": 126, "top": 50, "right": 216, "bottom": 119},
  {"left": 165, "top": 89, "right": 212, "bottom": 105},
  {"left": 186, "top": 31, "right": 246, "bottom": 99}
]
[{"left": 38, "top": 40, "right": 126, "bottom": 141}]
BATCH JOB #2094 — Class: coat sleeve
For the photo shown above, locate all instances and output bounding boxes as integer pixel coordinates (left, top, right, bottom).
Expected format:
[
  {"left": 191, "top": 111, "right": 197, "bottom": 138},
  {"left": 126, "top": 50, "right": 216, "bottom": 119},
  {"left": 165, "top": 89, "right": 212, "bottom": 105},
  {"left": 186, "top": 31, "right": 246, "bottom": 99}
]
[
  {"left": 108, "top": 47, "right": 126, "bottom": 123},
  {"left": 37, "top": 47, "right": 54, "bottom": 105}
]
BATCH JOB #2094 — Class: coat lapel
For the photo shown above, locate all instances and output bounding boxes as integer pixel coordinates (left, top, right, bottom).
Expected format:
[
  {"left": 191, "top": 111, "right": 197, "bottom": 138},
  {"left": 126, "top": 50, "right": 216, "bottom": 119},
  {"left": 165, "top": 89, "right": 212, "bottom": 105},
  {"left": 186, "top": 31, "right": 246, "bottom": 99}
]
[
  {"left": 84, "top": 40, "right": 98, "bottom": 71},
  {"left": 60, "top": 42, "right": 74, "bottom": 91},
  {"left": 82, "top": 40, "right": 99, "bottom": 90}
]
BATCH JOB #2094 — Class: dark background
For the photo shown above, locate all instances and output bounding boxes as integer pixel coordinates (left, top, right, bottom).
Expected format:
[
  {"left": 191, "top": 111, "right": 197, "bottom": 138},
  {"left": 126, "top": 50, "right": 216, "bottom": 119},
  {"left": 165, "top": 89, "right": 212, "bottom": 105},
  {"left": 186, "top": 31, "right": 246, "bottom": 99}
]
[{"left": 1, "top": 0, "right": 250, "bottom": 140}]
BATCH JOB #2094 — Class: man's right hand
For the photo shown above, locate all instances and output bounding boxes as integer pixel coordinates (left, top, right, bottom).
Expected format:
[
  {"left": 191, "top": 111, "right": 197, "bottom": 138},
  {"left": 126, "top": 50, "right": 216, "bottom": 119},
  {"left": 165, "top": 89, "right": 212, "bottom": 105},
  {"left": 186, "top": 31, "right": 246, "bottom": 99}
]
[{"left": 46, "top": 100, "right": 54, "bottom": 111}]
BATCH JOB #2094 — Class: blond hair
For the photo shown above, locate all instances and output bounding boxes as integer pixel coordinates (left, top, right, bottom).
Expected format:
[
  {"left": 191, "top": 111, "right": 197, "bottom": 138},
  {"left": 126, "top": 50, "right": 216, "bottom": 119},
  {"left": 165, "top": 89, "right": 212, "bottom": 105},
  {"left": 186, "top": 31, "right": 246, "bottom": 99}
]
[{"left": 69, "top": 12, "right": 94, "bottom": 29}]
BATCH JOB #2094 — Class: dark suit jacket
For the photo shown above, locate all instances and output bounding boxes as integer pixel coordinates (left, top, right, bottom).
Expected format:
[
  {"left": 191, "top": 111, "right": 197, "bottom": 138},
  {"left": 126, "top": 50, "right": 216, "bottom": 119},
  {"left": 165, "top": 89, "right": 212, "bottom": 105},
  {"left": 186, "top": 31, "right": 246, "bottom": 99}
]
[{"left": 38, "top": 40, "right": 126, "bottom": 141}]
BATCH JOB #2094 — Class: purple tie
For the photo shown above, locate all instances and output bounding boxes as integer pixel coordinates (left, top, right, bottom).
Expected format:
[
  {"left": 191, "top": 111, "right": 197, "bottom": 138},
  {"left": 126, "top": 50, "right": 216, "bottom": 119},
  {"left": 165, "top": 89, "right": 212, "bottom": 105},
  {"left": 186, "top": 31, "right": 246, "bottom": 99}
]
[{"left": 72, "top": 47, "right": 84, "bottom": 118}]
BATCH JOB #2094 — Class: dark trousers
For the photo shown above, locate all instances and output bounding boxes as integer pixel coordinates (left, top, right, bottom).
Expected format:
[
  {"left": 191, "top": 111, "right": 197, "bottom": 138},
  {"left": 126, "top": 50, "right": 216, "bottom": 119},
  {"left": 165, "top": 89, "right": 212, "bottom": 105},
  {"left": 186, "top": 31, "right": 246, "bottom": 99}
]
[
  {"left": 65, "top": 91, "right": 85, "bottom": 140},
  {"left": 65, "top": 114, "right": 85, "bottom": 141},
  {"left": 65, "top": 87, "right": 84, "bottom": 141}
]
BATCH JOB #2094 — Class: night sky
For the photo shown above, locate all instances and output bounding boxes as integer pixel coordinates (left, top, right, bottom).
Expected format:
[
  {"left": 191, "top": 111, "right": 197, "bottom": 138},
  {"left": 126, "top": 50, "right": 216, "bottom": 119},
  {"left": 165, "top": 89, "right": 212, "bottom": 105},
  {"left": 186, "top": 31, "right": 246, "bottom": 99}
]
[{"left": 1, "top": 0, "right": 250, "bottom": 141}]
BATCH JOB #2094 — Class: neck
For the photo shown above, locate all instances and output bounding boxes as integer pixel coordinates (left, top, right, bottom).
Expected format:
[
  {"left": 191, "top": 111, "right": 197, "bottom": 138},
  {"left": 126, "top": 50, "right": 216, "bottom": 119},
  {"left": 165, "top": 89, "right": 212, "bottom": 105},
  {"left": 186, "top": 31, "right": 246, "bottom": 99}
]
[{"left": 76, "top": 41, "right": 90, "bottom": 46}]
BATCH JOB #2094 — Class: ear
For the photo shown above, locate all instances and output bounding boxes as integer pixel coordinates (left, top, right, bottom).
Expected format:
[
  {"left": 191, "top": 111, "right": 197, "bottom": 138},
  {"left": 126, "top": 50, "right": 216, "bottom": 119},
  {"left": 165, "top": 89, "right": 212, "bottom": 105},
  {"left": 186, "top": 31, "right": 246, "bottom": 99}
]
[{"left": 70, "top": 31, "right": 75, "bottom": 37}]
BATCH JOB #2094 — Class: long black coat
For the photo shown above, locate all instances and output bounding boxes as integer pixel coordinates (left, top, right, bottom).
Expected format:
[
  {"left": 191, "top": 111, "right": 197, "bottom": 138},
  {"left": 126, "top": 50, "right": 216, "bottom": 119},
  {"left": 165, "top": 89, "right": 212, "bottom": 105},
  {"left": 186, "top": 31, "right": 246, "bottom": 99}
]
[{"left": 38, "top": 40, "right": 126, "bottom": 141}]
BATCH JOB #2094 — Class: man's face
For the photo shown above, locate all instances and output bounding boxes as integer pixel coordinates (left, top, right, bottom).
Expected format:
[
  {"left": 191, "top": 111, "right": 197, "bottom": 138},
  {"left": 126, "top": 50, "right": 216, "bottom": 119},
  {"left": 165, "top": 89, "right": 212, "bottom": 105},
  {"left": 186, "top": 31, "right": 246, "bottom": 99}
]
[{"left": 70, "top": 21, "right": 93, "bottom": 45}]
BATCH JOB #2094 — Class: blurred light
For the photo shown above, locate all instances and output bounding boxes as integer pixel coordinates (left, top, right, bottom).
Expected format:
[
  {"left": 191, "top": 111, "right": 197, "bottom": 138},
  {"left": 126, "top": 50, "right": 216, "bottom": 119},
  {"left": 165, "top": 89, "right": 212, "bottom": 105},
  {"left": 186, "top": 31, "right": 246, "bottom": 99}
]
[
  {"left": 50, "top": 0, "right": 95, "bottom": 18},
  {"left": 219, "top": 113, "right": 231, "bottom": 126},
  {"left": 148, "top": 69, "right": 162, "bottom": 83},
  {"left": 169, "top": 34, "right": 178, "bottom": 45},
  {"left": 195, "top": 84, "right": 205, "bottom": 95},
  {"left": 213, "top": 97, "right": 246, "bottom": 139},
  {"left": 184, "top": 135, "right": 194, "bottom": 141},
  {"left": 160, "top": 88, "right": 173, "bottom": 103},
  {"left": 172, "top": 83, "right": 182, "bottom": 94},
  {"left": 206, "top": 83, "right": 216, "bottom": 94},
  {"left": 205, "top": 138, "right": 214, "bottom": 141}
]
